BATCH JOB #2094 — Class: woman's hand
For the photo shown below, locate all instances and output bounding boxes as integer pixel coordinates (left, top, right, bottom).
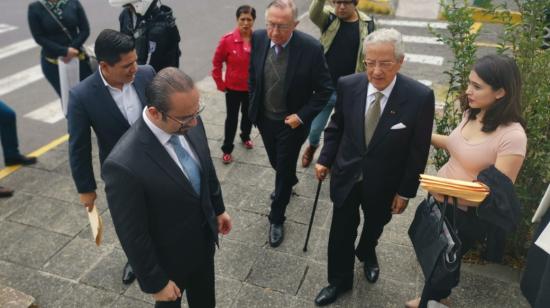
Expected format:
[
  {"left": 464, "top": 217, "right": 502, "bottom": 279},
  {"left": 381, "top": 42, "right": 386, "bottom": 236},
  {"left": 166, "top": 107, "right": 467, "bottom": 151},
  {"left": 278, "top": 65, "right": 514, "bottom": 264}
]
[{"left": 66, "top": 47, "right": 80, "bottom": 59}]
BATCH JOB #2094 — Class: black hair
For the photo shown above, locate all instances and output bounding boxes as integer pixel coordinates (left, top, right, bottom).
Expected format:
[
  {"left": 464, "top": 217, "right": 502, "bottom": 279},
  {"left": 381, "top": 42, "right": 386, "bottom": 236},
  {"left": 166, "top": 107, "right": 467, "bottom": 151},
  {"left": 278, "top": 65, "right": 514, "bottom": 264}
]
[
  {"left": 94, "top": 29, "right": 135, "bottom": 66},
  {"left": 464, "top": 54, "right": 525, "bottom": 132},
  {"left": 146, "top": 67, "right": 195, "bottom": 119},
  {"left": 236, "top": 5, "right": 256, "bottom": 20}
]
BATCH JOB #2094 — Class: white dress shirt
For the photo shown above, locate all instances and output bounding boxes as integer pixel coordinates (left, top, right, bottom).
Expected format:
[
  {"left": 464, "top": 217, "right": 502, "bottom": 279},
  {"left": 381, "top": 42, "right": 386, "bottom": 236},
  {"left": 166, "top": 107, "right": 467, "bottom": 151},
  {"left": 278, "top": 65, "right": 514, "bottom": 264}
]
[
  {"left": 365, "top": 76, "right": 397, "bottom": 116},
  {"left": 99, "top": 68, "right": 142, "bottom": 125},
  {"left": 142, "top": 108, "right": 201, "bottom": 179}
]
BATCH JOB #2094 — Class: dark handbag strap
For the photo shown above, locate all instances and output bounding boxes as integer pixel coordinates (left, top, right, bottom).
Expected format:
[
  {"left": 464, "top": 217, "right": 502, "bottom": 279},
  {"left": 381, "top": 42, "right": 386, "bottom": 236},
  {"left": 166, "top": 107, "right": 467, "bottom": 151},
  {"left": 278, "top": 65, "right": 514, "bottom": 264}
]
[
  {"left": 39, "top": 0, "right": 73, "bottom": 41},
  {"left": 437, "top": 196, "right": 459, "bottom": 232}
]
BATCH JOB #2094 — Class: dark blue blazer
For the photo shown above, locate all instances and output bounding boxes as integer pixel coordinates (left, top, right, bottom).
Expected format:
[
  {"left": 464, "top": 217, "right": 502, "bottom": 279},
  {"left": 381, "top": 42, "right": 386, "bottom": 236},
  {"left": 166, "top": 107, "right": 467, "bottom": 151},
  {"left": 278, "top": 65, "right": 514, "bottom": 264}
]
[
  {"left": 102, "top": 117, "right": 225, "bottom": 294},
  {"left": 248, "top": 29, "right": 333, "bottom": 127},
  {"left": 318, "top": 73, "right": 435, "bottom": 208},
  {"left": 67, "top": 65, "right": 155, "bottom": 193}
]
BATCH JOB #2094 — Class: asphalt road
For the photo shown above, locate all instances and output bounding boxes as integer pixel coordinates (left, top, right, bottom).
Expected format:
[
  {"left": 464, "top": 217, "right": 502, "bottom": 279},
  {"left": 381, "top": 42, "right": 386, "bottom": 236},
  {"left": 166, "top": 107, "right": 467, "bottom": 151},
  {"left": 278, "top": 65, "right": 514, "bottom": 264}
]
[
  {"left": 0, "top": 0, "right": 502, "bottom": 166},
  {"left": 0, "top": 0, "right": 312, "bottom": 164}
]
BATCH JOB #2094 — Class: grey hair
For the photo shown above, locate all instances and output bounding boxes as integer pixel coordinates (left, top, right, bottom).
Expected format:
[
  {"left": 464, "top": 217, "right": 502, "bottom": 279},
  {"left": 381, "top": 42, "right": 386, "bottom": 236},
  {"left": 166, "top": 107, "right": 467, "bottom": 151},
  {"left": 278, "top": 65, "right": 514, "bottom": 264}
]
[
  {"left": 363, "top": 28, "right": 405, "bottom": 60},
  {"left": 145, "top": 67, "right": 195, "bottom": 116},
  {"left": 266, "top": 0, "right": 298, "bottom": 21}
]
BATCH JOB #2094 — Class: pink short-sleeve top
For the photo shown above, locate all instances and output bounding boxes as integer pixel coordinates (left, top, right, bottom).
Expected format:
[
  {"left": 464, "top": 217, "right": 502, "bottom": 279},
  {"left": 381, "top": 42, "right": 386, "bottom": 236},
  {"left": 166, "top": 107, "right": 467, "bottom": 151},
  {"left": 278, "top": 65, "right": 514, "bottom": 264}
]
[{"left": 437, "top": 113, "right": 527, "bottom": 182}]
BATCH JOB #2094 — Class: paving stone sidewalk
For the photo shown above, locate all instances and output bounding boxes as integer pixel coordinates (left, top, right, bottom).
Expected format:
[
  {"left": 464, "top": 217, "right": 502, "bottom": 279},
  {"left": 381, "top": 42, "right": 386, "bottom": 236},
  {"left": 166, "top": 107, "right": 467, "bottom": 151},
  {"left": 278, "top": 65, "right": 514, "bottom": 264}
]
[{"left": 0, "top": 15, "right": 530, "bottom": 308}]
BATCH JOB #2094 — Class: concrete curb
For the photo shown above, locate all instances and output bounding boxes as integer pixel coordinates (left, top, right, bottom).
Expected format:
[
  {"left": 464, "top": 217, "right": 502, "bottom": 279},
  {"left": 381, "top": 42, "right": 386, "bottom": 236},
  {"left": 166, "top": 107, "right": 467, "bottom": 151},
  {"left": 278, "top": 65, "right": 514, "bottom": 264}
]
[
  {"left": 439, "top": 6, "right": 522, "bottom": 25},
  {"left": 0, "top": 285, "right": 36, "bottom": 308}
]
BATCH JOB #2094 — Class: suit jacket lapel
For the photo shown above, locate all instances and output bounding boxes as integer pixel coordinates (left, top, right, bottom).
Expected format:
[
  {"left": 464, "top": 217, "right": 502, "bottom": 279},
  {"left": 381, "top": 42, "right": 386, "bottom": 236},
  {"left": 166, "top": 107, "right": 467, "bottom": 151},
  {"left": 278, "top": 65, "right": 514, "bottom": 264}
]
[
  {"left": 92, "top": 71, "right": 131, "bottom": 129},
  {"left": 367, "top": 74, "right": 406, "bottom": 152},
  {"left": 353, "top": 75, "right": 369, "bottom": 152},
  {"left": 138, "top": 119, "right": 198, "bottom": 197},
  {"left": 258, "top": 33, "right": 270, "bottom": 96},
  {"left": 284, "top": 33, "right": 302, "bottom": 96},
  {"left": 133, "top": 70, "right": 148, "bottom": 108}
]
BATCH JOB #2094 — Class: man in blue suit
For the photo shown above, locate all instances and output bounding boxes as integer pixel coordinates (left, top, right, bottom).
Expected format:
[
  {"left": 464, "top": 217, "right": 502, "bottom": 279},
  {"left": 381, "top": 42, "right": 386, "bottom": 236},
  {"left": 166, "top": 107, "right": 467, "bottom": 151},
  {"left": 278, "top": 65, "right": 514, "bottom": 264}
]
[{"left": 67, "top": 29, "right": 155, "bottom": 285}]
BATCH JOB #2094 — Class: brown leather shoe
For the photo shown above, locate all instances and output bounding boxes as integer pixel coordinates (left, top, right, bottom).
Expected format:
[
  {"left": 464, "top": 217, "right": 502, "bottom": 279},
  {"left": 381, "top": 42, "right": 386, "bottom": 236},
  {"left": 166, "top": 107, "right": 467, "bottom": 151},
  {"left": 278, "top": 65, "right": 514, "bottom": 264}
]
[
  {"left": 301, "top": 145, "right": 317, "bottom": 168},
  {"left": 0, "top": 186, "right": 14, "bottom": 198}
]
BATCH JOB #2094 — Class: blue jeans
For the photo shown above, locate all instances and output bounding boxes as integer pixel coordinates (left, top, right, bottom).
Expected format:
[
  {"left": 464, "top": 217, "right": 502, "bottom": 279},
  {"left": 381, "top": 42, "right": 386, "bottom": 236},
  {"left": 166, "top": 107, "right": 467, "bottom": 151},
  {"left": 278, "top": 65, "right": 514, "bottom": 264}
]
[
  {"left": 0, "top": 100, "right": 21, "bottom": 161},
  {"left": 308, "top": 92, "right": 337, "bottom": 147}
]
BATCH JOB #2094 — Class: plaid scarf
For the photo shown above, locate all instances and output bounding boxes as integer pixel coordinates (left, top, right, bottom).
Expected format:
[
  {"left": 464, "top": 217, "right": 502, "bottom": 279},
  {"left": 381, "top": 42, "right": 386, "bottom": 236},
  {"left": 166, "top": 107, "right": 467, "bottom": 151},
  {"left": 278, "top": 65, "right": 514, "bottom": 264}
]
[{"left": 42, "top": 0, "right": 69, "bottom": 20}]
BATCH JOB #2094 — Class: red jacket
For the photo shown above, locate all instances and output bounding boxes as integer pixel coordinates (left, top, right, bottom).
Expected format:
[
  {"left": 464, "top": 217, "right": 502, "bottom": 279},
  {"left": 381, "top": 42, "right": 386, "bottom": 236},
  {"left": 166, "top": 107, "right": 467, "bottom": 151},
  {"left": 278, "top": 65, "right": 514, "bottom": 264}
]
[{"left": 211, "top": 28, "right": 251, "bottom": 92}]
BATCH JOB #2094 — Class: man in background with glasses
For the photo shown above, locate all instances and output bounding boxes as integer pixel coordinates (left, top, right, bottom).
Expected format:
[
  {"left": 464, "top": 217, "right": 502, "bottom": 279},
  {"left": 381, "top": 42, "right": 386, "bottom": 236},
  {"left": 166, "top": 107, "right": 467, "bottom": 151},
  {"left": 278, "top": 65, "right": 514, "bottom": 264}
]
[
  {"left": 248, "top": 0, "right": 333, "bottom": 248},
  {"left": 103, "top": 67, "right": 231, "bottom": 307},
  {"left": 313, "top": 28, "right": 434, "bottom": 306},
  {"left": 67, "top": 29, "right": 155, "bottom": 286},
  {"left": 301, "top": 0, "right": 375, "bottom": 168}
]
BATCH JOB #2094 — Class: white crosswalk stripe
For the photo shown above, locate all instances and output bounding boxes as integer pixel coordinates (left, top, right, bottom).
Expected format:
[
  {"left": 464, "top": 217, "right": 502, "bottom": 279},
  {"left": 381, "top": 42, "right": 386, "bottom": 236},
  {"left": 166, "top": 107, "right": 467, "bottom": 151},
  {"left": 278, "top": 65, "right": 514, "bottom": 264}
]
[
  {"left": 0, "top": 65, "right": 43, "bottom": 97},
  {"left": 0, "top": 39, "right": 38, "bottom": 60},
  {"left": 405, "top": 53, "right": 444, "bottom": 66},
  {"left": 0, "top": 23, "right": 18, "bottom": 34},
  {"left": 23, "top": 99, "right": 65, "bottom": 124},
  {"left": 403, "top": 35, "right": 443, "bottom": 45},
  {"left": 377, "top": 19, "right": 448, "bottom": 29}
]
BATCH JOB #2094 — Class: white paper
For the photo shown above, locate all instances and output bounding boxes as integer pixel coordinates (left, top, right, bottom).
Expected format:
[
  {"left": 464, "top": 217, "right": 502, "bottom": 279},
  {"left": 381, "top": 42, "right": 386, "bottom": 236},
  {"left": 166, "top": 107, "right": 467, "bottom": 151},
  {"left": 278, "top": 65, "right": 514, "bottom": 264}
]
[
  {"left": 535, "top": 222, "right": 550, "bottom": 254},
  {"left": 58, "top": 57, "right": 80, "bottom": 116},
  {"left": 532, "top": 184, "right": 550, "bottom": 223}
]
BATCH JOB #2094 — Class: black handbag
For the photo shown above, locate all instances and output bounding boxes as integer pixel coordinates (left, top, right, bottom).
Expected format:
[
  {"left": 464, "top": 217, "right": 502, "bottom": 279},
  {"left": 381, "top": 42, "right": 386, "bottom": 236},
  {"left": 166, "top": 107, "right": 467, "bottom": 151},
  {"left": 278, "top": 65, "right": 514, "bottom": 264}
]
[{"left": 408, "top": 195, "right": 462, "bottom": 290}]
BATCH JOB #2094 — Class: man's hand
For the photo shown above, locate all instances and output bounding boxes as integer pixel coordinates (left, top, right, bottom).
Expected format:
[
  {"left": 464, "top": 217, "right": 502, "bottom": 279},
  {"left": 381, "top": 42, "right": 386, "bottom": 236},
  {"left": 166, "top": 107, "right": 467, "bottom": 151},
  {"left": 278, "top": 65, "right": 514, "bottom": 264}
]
[
  {"left": 153, "top": 280, "right": 181, "bottom": 302},
  {"left": 391, "top": 194, "right": 409, "bottom": 214},
  {"left": 66, "top": 47, "right": 79, "bottom": 59},
  {"left": 315, "top": 163, "right": 330, "bottom": 181},
  {"left": 79, "top": 191, "right": 97, "bottom": 212},
  {"left": 217, "top": 212, "right": 232, "bottom": 235},
  {"left": 284, "top": 114, "right": 302, "bottom": 129}
]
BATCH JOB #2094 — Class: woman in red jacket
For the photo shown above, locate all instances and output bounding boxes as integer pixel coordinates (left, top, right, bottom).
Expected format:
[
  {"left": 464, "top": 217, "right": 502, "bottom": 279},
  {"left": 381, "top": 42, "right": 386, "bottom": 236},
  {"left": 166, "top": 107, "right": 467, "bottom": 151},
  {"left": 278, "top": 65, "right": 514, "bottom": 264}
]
[{"left": 212, "top": 5, "right": 256, "bottom": 164}]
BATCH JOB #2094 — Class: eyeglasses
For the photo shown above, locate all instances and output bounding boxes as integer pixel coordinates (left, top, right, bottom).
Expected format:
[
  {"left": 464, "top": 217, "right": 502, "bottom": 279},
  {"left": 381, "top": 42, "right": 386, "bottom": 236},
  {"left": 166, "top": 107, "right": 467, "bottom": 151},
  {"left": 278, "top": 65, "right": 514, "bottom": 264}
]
[
  {"left": 266, "top": 22, "right": 291, "bottom": 31},
  {"left": 332, "top": 0, "right": 354, "bottom": 6},
  {"left": 163, "top": 102, "right": 205, "bottom": 130},
  {"left": 364, "top": 60, "right": 396, "bottom": 70}
]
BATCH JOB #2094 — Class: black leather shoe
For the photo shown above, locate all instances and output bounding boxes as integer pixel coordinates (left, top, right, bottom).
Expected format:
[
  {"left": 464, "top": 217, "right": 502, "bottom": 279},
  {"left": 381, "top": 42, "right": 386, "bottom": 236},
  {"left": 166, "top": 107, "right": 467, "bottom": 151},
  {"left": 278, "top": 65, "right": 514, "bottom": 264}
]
[
  {"left": 314, "top": 285, "right": 351, "bottom": 306},
  {"left": 269, "top": 223, "right": 284, "bottom": 247},
  {"left": 270, "top": 189, "right": 298, "bottom": 200},
  {"left": 0, "top": 186, "right": 14, "bottom": 198},
  {"left": 364, "top": 252, "right": 380, "bottom": 283},
  {"left": 5, "top": 155, "right": 37, "bottom": 166},
  {"left": 122, "top": 262, "right": 136, "bottom": 285}
]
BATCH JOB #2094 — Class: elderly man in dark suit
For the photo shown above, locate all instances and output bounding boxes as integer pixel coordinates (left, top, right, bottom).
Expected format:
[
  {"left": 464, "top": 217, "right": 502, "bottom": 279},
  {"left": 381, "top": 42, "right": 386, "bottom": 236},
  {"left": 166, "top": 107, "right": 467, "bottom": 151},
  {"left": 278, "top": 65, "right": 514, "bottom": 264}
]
[
  {"left": 67, "top": 29, "right": 155, "bottom": 285},
  {"left": 102, "top": 67, "right": 231, "bottom": 308},
  {"left": 313, "top": 28, "right": 435, "bottom": 306},
  {"left": 248, "top": 0, "right": 333, "bottom": 247}
]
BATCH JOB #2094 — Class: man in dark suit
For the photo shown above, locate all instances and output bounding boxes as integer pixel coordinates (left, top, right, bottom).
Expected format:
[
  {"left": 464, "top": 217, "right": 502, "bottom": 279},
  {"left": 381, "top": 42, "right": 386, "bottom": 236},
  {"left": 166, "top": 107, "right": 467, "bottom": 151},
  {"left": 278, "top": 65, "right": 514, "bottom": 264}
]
[
  {"left": 102, "top": 67, "right": 231, "bottom": 307},
  {"left": 67, "top": 29, "right": 155, "bottom": 285},
  {"left": 248, "top": 0, "right": 333, "bottom": 247},
  {"left": 313, "top": 28, "right": 435, "bottom": 306}
]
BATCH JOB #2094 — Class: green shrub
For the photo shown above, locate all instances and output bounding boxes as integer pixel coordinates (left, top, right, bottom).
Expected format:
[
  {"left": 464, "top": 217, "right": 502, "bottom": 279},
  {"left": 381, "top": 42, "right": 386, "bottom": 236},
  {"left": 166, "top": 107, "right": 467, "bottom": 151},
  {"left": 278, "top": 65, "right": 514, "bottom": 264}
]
[
  {"left": 497, "top": 0, "right": 550, "bottom": 259},
  {"left": 431, "top": 0, "right": 478, "bottom": 169}
]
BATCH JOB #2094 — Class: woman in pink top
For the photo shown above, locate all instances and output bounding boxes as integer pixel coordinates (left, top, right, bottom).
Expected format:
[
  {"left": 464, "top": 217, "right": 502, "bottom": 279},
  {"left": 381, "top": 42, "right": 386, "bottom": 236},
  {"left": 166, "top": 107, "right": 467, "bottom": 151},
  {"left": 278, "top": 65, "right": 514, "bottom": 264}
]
[
  {"left": 212, "top": 5, "right": 256, "bottom": 164},
  {"left": 407, "top": 54, "right": 527, "bottom": 308}
]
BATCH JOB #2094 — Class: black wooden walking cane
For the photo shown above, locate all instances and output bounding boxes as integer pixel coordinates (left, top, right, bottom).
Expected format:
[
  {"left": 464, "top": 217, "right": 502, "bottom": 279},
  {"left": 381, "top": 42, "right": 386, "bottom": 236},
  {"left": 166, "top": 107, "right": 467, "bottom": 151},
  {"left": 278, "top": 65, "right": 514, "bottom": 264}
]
[{"left": 303, "top": 180, "right": 322, "bottom": 252}]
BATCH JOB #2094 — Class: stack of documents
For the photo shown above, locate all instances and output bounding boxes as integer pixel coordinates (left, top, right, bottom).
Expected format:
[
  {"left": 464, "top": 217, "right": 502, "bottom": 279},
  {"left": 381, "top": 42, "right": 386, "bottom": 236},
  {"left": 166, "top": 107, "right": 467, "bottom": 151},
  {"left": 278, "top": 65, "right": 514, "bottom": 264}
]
[
  {"left": 419, "top": 174, "right": 490, "bottom": 203},
  {"left": 87, "top": 206, "right": 103, "bottom": 246}
]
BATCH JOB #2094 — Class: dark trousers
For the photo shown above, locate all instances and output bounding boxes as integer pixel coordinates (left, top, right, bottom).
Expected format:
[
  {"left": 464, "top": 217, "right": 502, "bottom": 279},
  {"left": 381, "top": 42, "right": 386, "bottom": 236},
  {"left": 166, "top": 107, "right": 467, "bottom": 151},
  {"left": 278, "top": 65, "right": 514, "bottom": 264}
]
[
  {"left": 327, "top": 182, "right": 392, "bottom": 288},
  {"left": 222, "top": 90, "right": 252, "bottom": 154},
  {"left": 40, "top": 55, "right": 93, "bottom": 97},
  {"left": 419, "top": 206, "right": 486, "bottom": 308},
  {"left": 257, "top": 116, "right": 307, "bottom": 224},
  {"left": 155, "top": 238, "right": 216, "bottom": 308},
  {"left": 0, "top": 100, "right": 21, "bottom": 161}
]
